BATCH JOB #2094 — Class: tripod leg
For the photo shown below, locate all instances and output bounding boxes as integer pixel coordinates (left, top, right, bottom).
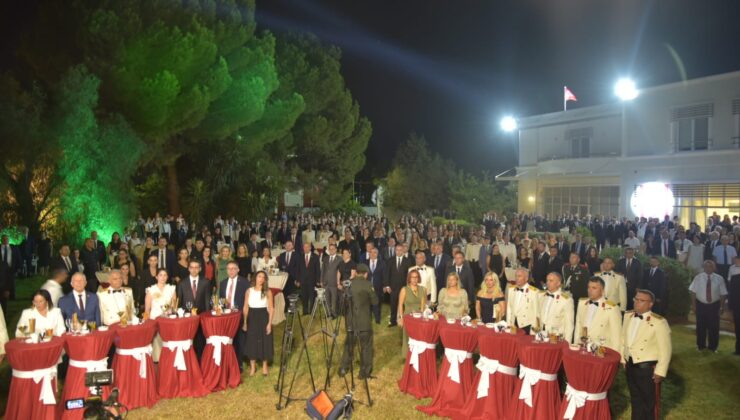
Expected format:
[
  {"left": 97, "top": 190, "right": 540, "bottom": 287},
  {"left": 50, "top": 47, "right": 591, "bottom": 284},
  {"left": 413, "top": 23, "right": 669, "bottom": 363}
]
[{"left": 276, "top": 310, "right": 295, "bottom": 410}]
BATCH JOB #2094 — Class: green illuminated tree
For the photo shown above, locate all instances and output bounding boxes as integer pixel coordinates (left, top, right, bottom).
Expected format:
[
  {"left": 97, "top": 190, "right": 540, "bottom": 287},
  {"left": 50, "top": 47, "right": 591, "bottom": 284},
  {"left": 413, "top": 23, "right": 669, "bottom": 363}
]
[{"left": 55, "top": 66, "right": 145, "bottom": 242}]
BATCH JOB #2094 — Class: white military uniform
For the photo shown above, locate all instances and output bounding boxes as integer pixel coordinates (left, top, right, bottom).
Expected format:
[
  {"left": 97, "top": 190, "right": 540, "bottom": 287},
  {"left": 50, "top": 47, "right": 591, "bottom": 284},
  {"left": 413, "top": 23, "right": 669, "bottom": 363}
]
[
  {"left": 574, "top": 297, "right": 622, "bottom": 355},
  {"left": 596, "top": 271, "right": 628, "bottom": 312},
  {"left": 506, "top": 284, "right": 540, "bottom": 328},
  {"left": 538, "top": 288, "right": 574, "bottom": 342},
  {"left": 409, "top": 264, "right": 437, "bottom": 303},
  {"left": 98, "top": 287, "right": 135, "bottom": 326},
  {"left": 621, "top": 310, "right": 672, "bottom": 377}
]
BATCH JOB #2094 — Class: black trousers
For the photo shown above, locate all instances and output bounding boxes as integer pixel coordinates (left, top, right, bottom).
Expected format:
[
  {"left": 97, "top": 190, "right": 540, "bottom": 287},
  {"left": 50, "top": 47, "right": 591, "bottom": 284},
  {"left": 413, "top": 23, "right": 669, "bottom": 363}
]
[
  {"left": 695, "top": 301, "right": 720, "bottom": 351},
  {"left": 626, "top": 360, "right": 657, "bottom": 420},
  {"left": 300, "top": 282, "right": 316, "bottom": 315},
  {"left": 371, "top": 285, "right": 384, "bottom": 323},
  {"left": 340, "top": 330, "right": 373, "bottom": 377},
  {"left": 733, "top": 305, "right": 740, "bottom": 354},
  {"left": 389, "top": 288, "right": 400, "bottom": 326}
]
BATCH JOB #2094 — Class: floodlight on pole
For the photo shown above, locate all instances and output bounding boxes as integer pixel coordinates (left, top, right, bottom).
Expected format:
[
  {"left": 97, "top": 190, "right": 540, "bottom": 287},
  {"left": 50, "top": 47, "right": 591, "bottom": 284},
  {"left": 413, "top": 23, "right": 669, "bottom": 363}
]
[
  {"left": 500, "top": 115, "right": 518, "bottom": 132},
  {"left": 614, "top": 78, "right": 638, "bottom": 101}
]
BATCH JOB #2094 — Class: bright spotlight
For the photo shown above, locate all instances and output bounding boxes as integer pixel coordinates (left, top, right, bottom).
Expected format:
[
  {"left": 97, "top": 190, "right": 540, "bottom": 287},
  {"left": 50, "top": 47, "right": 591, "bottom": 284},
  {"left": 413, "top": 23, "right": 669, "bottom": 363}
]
[
  {"left": 614, "top": 78, "right": 638, "bottom": 101},
  {"left": 500, "top": 115, "right": 517, "bottom": 132}
]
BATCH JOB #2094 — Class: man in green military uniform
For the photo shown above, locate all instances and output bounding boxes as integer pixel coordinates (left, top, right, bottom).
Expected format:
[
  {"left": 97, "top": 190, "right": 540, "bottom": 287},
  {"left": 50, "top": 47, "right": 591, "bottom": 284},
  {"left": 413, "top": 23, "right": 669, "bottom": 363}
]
[
  {"left": 339, "top": 263, "right": 379, "bottom": 379},
  {"left": 562, "top": 252, "right": 590, "bottom": 311}
]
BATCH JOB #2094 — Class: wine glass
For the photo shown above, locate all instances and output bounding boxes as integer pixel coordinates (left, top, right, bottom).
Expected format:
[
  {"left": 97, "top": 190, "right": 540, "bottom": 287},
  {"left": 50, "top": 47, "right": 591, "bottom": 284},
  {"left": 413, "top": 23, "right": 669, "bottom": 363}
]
[
  {"left": 597, "top": 336, "right": 606, "bottom": 349},
  {"left": 65, "top": 319, "right": 73, "bottom": 334},
  {"left": 18, "top": 324, "right": 28, "bottom": 339},
  {"left": 185, "top": 301, "right": 193, "bottom": 312}
]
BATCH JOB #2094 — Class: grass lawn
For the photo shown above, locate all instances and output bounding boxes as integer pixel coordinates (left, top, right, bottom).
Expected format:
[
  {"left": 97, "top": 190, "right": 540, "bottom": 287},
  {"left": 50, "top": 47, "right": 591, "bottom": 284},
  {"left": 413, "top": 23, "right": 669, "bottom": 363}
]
[{"left": 1, "top": 277, "right": 739, "bottom": 419}]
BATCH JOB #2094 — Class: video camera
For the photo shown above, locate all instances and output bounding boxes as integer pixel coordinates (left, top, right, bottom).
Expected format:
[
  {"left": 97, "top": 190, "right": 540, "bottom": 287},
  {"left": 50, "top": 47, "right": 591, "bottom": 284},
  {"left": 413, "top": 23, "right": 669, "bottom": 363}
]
[
  {"left": 65, "top": 370, "right": 125, "bottom": 420},
  {"left": 287, "top": 293, "right": 300, "bottom": 313}
]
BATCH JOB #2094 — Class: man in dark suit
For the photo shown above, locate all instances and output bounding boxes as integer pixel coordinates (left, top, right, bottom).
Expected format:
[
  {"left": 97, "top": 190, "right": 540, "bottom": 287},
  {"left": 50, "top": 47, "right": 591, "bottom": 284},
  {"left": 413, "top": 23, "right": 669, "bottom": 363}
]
[
  {"left": 259, "top": 231, "right": 275, "bottom": 253},
  {"left": 442, "top": 232, "right": 457, "bottom": 257},
  {"left": 642, "top": 256, "right": 667, "bottom": 315},
  {"left": 446, "top": 251, "right": 475, "bottom": 310},
  {"left": 591, "top": 219, "right": 606, "bottom": 250},
  {"left": 288, "top": 227, "right": 302, "bottom": 252},
  {"left": 297, "top": 243, "right": 321, "bottom": 315},
  {"left": 547, "top": 246, "right": 564, "bottom": 277},
  {"left": 90, "top": 231, "right": 107, "bottom": 267},
  {"left": 616, "top": 247, "right": 643, "bottom": 310},
  {"left": 366, "top": 248, "right": 386, "bottom": 324},
  {"left": 382, "top": 237, "right": 397, "bottom": 261},
  {"left": 531, "top": 243, "right": 550, "bottom": 288},
  {"left": 704, "top": 232, "right": 720, "bottom": 262},
  {"left": 150, "top": 236, "right": 176, "bottom": 277},
  {"left": 79, "top": 238, "right": 100, "bottom": 293},
  {"left": 177, "top": 260, "right": 212, "bottom": 314},
  {"left": 654, "top": 231, "right": 677, "bottom": 259},
  {"left": 219, "top": 262, "right": 249, "bottom": 368},
  {"left": 431, "top": 242, "right": 451, "bottom": 294},
  {"left": 338, "top": 264, "right": 379, "bottom": 379},
  {"left": 571, "top": 234, "right": 586, "bottom": 260},
  {"left": 555, "top": 235, "right": 570, "bottom": 260},
  {"left": 58, "top": 272, "right": 101, "bottom": 325},
  {"left": 338, "top": 229, "right": 361, "bottom": 263},
  {"left": 51, "top": 244, "right": 79, "bottom": 277},
  {"left": 321, "top": 244, "right": 342, "bottom": 317},
  {"left": 384, "top": 243, "right": 412, "bottom": 326},
  {"left": 246, "top": 232, "right": 261, "bottom": 257},
  {"left": 0, "top": 235, "right": 21, "bottom": 302},
  {"left": 277, "top": 240, "right": 299, "bottom": 297},
  {"left": 359, "top": 241, "right": 374, "bottom": 265},
  {"left": 276, "top": 222, "right": 289, "bottom": 245}
]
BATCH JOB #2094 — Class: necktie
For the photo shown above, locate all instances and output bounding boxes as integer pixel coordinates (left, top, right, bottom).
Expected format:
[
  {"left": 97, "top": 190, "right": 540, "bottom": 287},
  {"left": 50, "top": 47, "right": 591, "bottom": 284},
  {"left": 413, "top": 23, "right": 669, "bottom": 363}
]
[
  {"left": 306, "top": 254, "right": 310, "bottom": 267},
  {"left": 160, "top": 249, "right": 165, "bottom": 269},
  {"left": 456, "top": 266, "right": 461, "bottom": 275},
  {"left": 192, "top": 279, "right": 197, "bottom": 298},
  {"left": 435, "top": 255, "right": 440, "bottom": 269},
  {"left": 724, "top": 246, "right": 728, "bottom": 265},
  {"left": 664, "top": 240, "right": 668, "bottom": 255},
  {"left": 397, "top": 257, "right": 401, "bottom": 269},
  {"left": 64, "top": 256, "right": 71, "bottom": 271},
  {"left": 627, "top": 259, "right": 631, "bottom": 271},
  {"left": 226, "top": 280, "right": 234, "bottom": 306},
  {"left": 78, "top": 294, "right": 85, "bottom": 312},
  {"left": 651, "top": 268, "right": 655, "bottom": 277},
  {"left": 371, "top": 260, "right": 376, "bottom": 272},
  {"left": 706, "top": 274, "right": 712, "bottom": 302},
  {"left": 286, "top": 252, "right": 291, "bottom": 265}
]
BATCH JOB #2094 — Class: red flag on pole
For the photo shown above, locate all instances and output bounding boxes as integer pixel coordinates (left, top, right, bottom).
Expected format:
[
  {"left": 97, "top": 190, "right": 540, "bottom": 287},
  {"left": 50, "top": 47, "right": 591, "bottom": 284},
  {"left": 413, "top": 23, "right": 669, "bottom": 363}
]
[{"left": 564, "top": 86, "right": 577, "bottom": 110}]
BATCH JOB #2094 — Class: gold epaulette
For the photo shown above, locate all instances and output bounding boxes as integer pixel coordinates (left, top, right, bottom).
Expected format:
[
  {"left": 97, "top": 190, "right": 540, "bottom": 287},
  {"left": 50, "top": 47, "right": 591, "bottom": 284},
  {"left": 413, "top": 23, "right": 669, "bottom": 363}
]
[
  {"left": 579, "top": 297, "right": 589, "bottom": 301},
  {"left": 561, "top": 292, "right": 571, "bottom": 299},
  {"left": 651, "top": 313, "right": 664, "bottom": 320},
  {"left": 528, "top": 285, "right": 539, "bottom": 292},
  {"left": 605, "top": 300, "right": 617, "bottom": 307}
]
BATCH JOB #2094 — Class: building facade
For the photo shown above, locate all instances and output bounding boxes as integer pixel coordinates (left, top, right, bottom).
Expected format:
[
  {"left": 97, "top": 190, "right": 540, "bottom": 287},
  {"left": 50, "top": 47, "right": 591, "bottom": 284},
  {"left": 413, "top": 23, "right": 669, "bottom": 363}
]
[{"left": 502, "top": 71, "right": 740, "bottom": 227}]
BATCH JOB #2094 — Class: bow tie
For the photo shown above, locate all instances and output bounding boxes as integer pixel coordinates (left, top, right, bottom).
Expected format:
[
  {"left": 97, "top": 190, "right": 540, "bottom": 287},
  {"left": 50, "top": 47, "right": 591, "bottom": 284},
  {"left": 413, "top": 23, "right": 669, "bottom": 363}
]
[
  {"left": 516, "top": 288, "right": 525, "bottom": 292},
  {"left": 545, "top": 292, "right": 555, "bottom": 298},
  {"left": 417, "top": 267, "right": 425, "bottom": 271},
  {"left": 588, "top": 300, "right": 599, "bottom": 306},
  {"left": 110, "top": 289, "right": 124, "bottom": 294},
  {"left": 602, "top": 272, "right": 612, "bottom": 276},
  {"left": 634, "top": 313, "right": 644, "bottom": 320}
]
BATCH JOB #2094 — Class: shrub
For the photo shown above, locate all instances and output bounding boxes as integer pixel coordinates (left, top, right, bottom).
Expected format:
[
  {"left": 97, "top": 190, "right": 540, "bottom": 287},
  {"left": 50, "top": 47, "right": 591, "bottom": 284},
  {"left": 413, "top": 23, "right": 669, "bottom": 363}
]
[{"left": 600, "top": 247, "right": 692, "bottom": 319}]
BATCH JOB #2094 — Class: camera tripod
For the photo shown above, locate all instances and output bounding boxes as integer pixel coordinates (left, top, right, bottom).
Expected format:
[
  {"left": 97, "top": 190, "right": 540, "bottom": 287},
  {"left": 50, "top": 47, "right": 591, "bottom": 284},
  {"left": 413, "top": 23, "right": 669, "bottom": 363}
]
[
  {"left": 324, "top": 281, "right": 373, "bottom": 407},
  {"left": 275, "top": 294, "right": 316, "bottom": 410}
]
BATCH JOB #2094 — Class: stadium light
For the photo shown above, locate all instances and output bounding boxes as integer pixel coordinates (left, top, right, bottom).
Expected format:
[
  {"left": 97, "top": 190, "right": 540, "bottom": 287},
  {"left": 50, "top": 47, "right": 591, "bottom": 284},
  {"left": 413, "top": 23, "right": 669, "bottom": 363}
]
[
  {"left": 614, "top": 78, "right": 638, "bottom": 101},
  {"left": 500, "top": 115, "right": 518, "bottom": 132}
]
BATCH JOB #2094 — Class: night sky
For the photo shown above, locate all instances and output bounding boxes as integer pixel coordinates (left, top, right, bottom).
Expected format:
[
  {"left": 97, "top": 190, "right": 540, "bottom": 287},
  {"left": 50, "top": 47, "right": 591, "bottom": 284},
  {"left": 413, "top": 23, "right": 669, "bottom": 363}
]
[{"left": 257, "top": 0, "right": 740, "bottom": 181}]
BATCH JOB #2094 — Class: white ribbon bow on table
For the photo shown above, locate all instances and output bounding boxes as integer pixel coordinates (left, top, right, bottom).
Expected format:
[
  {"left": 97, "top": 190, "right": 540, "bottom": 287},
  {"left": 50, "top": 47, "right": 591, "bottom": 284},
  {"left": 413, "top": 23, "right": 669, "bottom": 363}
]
[
  {"left": 475, "top": 356, "right": 518, "bottom": 399},
  {"left": 116, "top": 345, "right": 153, "bottom": 378},
  {"left": 407, "top": 338, "right": 437, "bottom": 373},
  {"left": 518, "top": 364, "right": 558, "bottom": 407},
  {"left": 12, "top": 366, "right": 58, "bottom": 404},
  {"left": 563, "top": 383, "right": 607, "bottom": 419},
  {"left": 206, "top": 336, "right": 233, "bottom": 367},
  {"left": 162, "top": 339, "right": 193, "bottom": 371},
  {"left": 444, "top": 348, "right": 472, "bottom": 384}
]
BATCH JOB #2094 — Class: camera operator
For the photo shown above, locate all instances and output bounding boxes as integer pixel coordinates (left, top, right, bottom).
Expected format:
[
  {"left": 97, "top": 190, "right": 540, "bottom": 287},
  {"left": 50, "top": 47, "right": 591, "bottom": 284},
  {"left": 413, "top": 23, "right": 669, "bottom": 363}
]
[{"left": 338, "top": 264, "right": 378, "bottom": 379}]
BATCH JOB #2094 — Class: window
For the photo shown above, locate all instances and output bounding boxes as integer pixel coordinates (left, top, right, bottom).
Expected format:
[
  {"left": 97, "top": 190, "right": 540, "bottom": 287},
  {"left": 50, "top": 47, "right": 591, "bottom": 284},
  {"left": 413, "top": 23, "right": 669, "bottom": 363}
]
[
  {"left": 566, "top": 128, "right": 592, "bottom": 158},
  {"left": 541, "top": 186, "right": 619, "bottom": 217},
  {"left": 732, "top": 99, "right": 740, "bottom": 148},
  {"left": 671, "top": 103, "right": 713, "bottom": 151}
]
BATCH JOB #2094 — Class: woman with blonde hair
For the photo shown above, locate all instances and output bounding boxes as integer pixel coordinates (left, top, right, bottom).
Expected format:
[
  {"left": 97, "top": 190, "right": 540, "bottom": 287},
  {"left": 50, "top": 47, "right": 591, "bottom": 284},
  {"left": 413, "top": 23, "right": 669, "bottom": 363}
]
[
  {"left": 215, "top": 245, "right": 233, "bottom": 283},
  {"left": 476, "top": 272, "right": 506, "bottom": 323},
  {"left": 437, "top": 272, "right": 469, "bottom": 320}
]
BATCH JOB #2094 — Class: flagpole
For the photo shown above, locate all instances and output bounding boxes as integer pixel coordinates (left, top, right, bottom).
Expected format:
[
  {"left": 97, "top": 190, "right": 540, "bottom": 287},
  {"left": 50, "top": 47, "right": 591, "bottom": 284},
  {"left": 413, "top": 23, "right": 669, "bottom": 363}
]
[{"left": 563, "top": 86, "right": 567, "bottom": 111}]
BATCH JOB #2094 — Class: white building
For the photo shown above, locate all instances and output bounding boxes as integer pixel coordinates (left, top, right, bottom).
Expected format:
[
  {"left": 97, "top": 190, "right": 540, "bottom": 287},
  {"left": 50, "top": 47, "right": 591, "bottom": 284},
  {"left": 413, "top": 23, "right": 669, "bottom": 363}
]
[{"left": 500, "top": 71, "right": 740, "bottom": 227}]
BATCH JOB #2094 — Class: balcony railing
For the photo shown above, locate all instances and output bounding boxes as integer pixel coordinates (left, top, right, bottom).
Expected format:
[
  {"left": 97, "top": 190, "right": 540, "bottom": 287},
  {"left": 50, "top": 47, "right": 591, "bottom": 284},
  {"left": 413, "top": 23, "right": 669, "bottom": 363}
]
[{"left": 537, "top": 151, "right": 620, "bottom": 162}]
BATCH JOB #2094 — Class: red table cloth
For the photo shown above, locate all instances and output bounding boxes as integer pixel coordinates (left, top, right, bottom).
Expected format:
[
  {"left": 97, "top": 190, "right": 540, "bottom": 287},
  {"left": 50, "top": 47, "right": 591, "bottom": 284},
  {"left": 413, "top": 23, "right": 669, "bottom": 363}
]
[
  {"left": 398, "top": 315, "right": 439, "bottom": 399},
  {"left": 454, "top": 327, "right": 521, "bottom": 420},
  {"left": 200, "top": 310, "right": 242, "bottom": 391},
  {"left": 558, "top": 344, "right": 620, "bottom": 420},
  {"left": 60, "top": 330, "right": 115, "bottom": 420},
  {"left": 111, "top": 320, "right": 159, "bottom": 409},
  {"left": 509, "top": 335, "right": 563, "bottom": 420},
  {"left": 157, "top": 315, "right": 209, "bottom": 398},
  {"left": 4, "top": 337, "right": 64, "bottom": 420},
  {"left": 417, "top": 318, "right": 478, "bottom": 418}
]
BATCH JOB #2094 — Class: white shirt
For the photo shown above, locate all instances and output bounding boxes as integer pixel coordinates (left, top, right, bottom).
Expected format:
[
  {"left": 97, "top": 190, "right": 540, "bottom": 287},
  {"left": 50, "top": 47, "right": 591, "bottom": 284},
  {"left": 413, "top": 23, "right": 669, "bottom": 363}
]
[
  {"left": 624, "top": 237, "right": 640, "bottom": 250},
  {"left": 224, "top": 277, "right": 238, "bottom": 306},
  {"left": 74, "top": 291, "right": 87, "bottom": 311},
  {"left": 16, "top": 307, "right": 66, "bottom": 337},
  {"left": 689, "top": 272, "right": 728, "bottom": 304},
  {"left": 627, "top": 310, "right": 650, "bottom": 349},
  {"left": 41, "top": 280, "right": 64, "bottom": 307},
  {"left": 585, "top": 298, "right": 604, "bottom": 328},
  {"left": 542, "top": 288, "right": 561, "bottom": 320},
  {"left": 0, "top": 306, "right": 9, "bottom": 356}
]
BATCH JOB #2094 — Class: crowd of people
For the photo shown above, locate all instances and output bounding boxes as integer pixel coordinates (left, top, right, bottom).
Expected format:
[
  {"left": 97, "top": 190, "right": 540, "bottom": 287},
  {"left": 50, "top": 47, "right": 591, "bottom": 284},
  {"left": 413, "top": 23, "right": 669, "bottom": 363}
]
[{"left": 0, "top": 209, "right": 738, "bottom": 416}]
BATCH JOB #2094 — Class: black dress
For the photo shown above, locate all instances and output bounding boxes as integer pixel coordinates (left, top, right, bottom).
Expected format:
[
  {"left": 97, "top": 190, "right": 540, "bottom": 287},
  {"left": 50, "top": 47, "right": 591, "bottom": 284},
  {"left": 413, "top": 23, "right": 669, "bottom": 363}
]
[
  {"left": 173, "top": 262, "right": 190, "bottom": 284},
  {"left": 477, "top": 296, "right": 505, "bottom": 323},
  {"left": 489, "top": 254, "right": 505, "bottom": 290},
  {"left": 243, "top": 288, "right": 274, "bottom": 362},
  {"left": 587, "top": 258, "right": 602, "bottom": 275},
  {"left": 235, "top": 256, "right": 252, "bottom": 278}
]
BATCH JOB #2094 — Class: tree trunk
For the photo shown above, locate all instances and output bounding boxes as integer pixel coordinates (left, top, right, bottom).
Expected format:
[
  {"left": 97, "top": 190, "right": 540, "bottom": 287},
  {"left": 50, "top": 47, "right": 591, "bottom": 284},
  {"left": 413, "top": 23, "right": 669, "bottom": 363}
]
[{"left": 166, "top": 160, "right": 181, "bottom": 216}]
